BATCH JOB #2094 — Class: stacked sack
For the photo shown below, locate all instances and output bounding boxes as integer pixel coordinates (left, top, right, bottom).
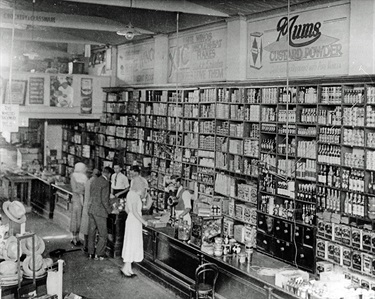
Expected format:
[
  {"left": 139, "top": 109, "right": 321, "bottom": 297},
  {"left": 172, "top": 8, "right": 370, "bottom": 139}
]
[{"left": 21, "top": 234, "right": 53, "bottom": 279}]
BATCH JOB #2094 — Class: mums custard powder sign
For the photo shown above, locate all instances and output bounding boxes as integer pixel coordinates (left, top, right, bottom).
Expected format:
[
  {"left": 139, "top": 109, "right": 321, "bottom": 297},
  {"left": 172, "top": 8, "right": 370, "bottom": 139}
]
[
  {"left": 247, "top": 4, "right": 349, "bottom": 79},
  {"left": 168, "top": 27, "right": 227, "bottom": 83}
]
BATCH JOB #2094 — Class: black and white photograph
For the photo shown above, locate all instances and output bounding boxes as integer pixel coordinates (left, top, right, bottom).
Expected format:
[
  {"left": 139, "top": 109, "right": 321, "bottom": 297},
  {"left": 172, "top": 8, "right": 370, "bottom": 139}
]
[{"left": 0, "top": 0, "right": 374, "bottom": 298}]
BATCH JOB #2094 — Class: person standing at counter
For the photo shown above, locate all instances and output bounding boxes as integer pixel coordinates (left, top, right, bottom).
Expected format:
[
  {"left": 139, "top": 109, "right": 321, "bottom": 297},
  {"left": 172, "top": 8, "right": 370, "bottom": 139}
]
[
  {"left": 87, "top": 166, "right": 113, "bottom": 260},
  {"left": 172, "top": 176, "right": 192, "bottom": 225},
  {"left": 70, "top": 162, "right": 88, "bottom": 246},
  {"left": 111, "top": 164, "right": 129, "bottom": 199},
  {"left": 120, "top": 178, "right": 148, "bottom": 277},
  {"left": 80, "top": 168, "right": 100, "bottom": 252}
]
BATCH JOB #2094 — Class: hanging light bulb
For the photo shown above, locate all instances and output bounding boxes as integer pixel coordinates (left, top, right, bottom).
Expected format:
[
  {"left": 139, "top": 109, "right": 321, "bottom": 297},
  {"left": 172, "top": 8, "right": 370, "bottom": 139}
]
[{"left": 116, "top": 23, "right": 135, "bottom": 40}]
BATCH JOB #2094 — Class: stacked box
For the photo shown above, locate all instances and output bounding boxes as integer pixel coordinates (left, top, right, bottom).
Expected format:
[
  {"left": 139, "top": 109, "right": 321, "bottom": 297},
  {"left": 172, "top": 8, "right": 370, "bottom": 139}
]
[
  {"left": 235, "top": 204, "right": 244, "bottom": 221},
  {"left": 244, "top": 224, "right": 256, "bottom": 248},
  {"left": 341, "top": 225, "right": 351, "bottom": 247},
  {"left": 316, "top": 239, "right": 327, "bottom": 259},
  {"left": 243, "top": 205, "right": 257, "bottom": 226},
  {"left": 223, "top": 217, "right": 234, "bottom": 237},
  {"left": 228, "top": 199, "right": 235, "bottom": 217},
  {"left": 342, "top": 246, "right": 352, "bottom": 268},
  {"left": 234, "top": 224, "right": 245, "bottom": 243}
]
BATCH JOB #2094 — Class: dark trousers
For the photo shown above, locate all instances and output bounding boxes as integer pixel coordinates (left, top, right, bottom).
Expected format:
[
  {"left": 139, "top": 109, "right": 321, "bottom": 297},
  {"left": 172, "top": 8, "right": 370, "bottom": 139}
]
[
  {"left": 88, "top": 213, "right": 107, "bottom": 257},
  {"left": 113, "top": 189, "right": 126, "bottom": 198}
]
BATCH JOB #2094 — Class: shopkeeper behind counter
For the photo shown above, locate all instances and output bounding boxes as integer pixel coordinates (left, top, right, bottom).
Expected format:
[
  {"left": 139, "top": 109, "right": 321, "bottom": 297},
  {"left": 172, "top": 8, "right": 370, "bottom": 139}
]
[{"left": 171, "top": 176, "right": 192, "bottom": 225}]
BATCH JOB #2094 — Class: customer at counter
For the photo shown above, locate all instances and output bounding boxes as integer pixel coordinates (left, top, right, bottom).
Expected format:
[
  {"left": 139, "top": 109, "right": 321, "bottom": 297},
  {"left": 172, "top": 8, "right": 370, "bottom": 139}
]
[
  {"left": 111, "top": 164, "right": 129, "bottom": 199},
  {"left": 80, "top": 168, "right": 100, "bottom": 252},
  {"left": 70, "top": 162, "right": 88, "bottom": 246},
  {"left": 171, "top": 176, "right": 192, "bottom": 225},
  {"left": 120, "top": 178, "right": 148, "bottom": 277},
  {"left": 87, "top": 166, "right": 114, "bottom": 260}
]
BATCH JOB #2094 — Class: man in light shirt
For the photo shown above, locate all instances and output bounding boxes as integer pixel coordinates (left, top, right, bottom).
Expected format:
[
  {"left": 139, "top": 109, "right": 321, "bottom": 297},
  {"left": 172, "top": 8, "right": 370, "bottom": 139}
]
[
  {"left": 111, "top": 164, "right": 129, "bottom": 199},
  {"left": 172, "top": 176, "right": 192, "bottom": 225}
]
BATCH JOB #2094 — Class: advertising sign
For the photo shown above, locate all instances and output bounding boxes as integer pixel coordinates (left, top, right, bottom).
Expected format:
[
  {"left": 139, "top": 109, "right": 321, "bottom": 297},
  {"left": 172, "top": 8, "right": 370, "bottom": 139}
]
[
  {"left": 168, "top": 27, "right": 227, "bottom": 83},
  {"left": 29, "top": 77, "right": 44, "bottom": 104},
  {"left": 117, "top": 42, "right": 155, "bottom": 84},
  {"left": 247, "top": 4, "right": 349, "bottom": 79},
  {"left": 0, "top": 104, "right": 19, "bottom": 133}
]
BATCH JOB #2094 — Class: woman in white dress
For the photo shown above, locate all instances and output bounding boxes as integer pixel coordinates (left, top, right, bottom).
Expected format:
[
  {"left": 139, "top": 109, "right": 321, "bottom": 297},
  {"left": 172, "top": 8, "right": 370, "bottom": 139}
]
[
  {"left": 121, "top": 178, "right": 148, "bottom": 277},
  {"left": 70, "top": 162, "right": 88, "bottom": 246}
]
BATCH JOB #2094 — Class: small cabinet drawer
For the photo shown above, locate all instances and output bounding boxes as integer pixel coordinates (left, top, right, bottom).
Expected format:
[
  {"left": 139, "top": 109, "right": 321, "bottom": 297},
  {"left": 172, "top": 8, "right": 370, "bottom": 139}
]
[
  {"left": 257, "top": 213, "right": 268, "bottom": 232},
  {"left": 303, "top": 226, "right": 314, "bottom": 247},
  {"left": 257, "top": 233, "right": 273, "bottom": 253},
  {"left": 274, "top": 220, "right": 292, "bottom": 242},
  {"left": 294, "top": 225, "right": 303, "bottom": 244},
  {"left": 296, "top": 245, "right": 314, "bottom": 271}
]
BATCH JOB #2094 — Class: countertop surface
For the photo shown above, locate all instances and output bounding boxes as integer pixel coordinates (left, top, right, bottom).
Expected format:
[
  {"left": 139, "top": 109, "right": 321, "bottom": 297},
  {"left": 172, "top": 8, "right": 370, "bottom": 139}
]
[{"left": 143, "top": 214, "right": 302, "bottom": 297}]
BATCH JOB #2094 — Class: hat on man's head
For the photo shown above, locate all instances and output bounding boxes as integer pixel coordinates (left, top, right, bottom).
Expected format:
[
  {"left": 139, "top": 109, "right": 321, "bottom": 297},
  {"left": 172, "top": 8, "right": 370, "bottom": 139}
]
[
  {"left": 21, "top": 235, "right": 45, "bottom": 256},
  {"left": 2, "top": 201, "right": 26, "bottom": 224}
]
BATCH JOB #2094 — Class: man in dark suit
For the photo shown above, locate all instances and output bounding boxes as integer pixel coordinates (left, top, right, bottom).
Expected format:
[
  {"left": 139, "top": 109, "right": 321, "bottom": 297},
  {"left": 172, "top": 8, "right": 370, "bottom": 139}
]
[{"left": 87, "top": 166, "right": 114, "bottom": 260}]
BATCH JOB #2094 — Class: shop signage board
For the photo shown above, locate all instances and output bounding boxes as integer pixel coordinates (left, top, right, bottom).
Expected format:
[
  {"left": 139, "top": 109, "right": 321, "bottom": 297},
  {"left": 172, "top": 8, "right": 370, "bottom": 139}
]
[
  {"left": 117, "top": 41, "right": 155, "bottom": 84},
  {"left": 247, "top": 3, "right": 349, "bottom": 79},
  {"left": 0, "top": 104, "right": 19, "bottom": 133},
  {"left": 168, "top": 27, "right": 227, "bottom": 83}
]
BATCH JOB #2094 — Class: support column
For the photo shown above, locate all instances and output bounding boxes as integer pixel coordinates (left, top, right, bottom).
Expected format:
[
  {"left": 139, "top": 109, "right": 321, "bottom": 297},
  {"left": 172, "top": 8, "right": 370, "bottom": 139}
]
[
  {"left": 226, "top": 15, "right": 247, "bottom": 81},
  {"left": 349, "top": 0, "right": 375, "bottom": 75},
  {"left": 153, "top": 34, "right": 169, "bottom": 85}
]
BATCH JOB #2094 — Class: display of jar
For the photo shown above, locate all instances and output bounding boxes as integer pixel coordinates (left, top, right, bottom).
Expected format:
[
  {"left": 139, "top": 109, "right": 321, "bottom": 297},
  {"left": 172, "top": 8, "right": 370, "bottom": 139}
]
[{"left": 178, "top": 220, "right": 190, "bottom": 241}]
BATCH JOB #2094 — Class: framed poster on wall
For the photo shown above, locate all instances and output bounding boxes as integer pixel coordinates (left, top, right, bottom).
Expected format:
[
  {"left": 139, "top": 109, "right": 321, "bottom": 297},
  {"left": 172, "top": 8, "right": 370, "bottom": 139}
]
[
  {"left": 50, "top": 75, "right": 73, "bottom": 107},
  {"left": 80, "top": 78, "right": 93, "bottom": 114},
  {"left": 3, "top": 80, "right": 27, "bottom": 105},
  {"left": 29, "top": 77, "right": 44, "bottom": 104}
]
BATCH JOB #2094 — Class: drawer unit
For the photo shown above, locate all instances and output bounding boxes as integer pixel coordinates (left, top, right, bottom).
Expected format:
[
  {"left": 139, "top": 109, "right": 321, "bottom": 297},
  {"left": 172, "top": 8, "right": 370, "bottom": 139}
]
[
  {"left": 274, "top": 220, "right": 292, "bottom": 242},
  {"left": 303, "top": 226, "right": 314, "bottom": 247},
  {"left": 256, "top": 232, "right": 273, "bottom": 253},
  {"left": 296, "top": 245, "right": 315, "bottom": 271}
]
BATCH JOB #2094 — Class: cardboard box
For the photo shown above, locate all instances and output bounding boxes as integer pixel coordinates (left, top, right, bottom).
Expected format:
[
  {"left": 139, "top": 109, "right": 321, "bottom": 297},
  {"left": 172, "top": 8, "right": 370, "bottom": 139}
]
[
  {"left": 341, "top": 246, "right": 352, "bottom": 268},
  {"left": 233, "top": 224, "right": 245, "bottom": 243},
  {"left": 275, "top": 269, "right": 309, "bottom": 288},
  {"left": 351, "top": 227, "right": 361, "bottom": 250},
  {"left": 316, "top": 261, "right": 333, "bottom": 276},
  {"left": 223, "top": 217, "right": 234, "bottom": 237},
  {"left": 316, "top": 239, "right": 327, "bottom": 259},
  {"left": 341, "top": 225, "right": 351, "bottom": 246}
]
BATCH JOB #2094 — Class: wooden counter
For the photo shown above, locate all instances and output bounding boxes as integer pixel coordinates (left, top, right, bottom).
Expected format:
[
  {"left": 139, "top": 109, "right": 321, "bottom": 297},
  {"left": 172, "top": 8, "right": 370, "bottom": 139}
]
[
  {"left": 140, "top": 225, "right": 299, "bottom": 299},
  {"left": 2, "top": 174, "right": 36, "bottom": 209}
]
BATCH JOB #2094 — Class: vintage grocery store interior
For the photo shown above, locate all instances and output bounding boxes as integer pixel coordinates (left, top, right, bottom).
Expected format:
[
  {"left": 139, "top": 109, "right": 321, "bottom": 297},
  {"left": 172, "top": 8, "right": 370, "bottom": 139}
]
[{"left": 1, "top": 0, "right": 375, "bottom": 298}]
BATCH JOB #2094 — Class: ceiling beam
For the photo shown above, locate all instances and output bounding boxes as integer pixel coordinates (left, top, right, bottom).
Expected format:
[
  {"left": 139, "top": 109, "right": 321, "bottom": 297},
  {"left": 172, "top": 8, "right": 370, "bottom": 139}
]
[
  {"left": 0, "top": 28, "right": 103, "bottom": 44},
  {"left": 0, "top": 8, "right": 131, "bottom": 31},
  {"left": 63, "top": 0, "right": 229, "bottom": 17}
]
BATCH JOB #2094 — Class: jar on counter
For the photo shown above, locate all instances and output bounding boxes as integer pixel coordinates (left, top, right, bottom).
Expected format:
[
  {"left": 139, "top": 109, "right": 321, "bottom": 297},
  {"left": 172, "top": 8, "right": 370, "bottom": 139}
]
[{"left": 238, "top": 252, "right": 246, "bottom": 264}]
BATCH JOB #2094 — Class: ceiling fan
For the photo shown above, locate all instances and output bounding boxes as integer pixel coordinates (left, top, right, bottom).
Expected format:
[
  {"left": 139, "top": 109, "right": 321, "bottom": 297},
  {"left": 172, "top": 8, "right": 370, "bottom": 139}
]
[{"left": 116, "top": 0, "right": 153, "bottom": 40}]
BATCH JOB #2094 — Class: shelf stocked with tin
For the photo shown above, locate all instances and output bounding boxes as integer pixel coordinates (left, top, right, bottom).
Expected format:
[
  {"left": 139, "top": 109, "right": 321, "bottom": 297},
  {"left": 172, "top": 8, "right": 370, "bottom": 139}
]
[
  {"left": 100, "top": 78, "right": 375, "bottom": 275},
  {"left": 61, "top": 121, "right": 100, "bottom": 177}
]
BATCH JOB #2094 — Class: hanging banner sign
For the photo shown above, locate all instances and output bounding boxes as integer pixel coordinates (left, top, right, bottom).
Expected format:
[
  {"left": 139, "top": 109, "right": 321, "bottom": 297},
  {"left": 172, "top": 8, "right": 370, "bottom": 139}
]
[
  {"left": 0, "top": 104, "right": 19, "bottom": 133},
  {"left": 117, "top": 42, "right": 155, "bottom": 84},
  {"left": 168, "top": 27, "right": 227, "bottom": 83},
  {"left": 247, "top": 3, "right": 349, "bottom": 79}
]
